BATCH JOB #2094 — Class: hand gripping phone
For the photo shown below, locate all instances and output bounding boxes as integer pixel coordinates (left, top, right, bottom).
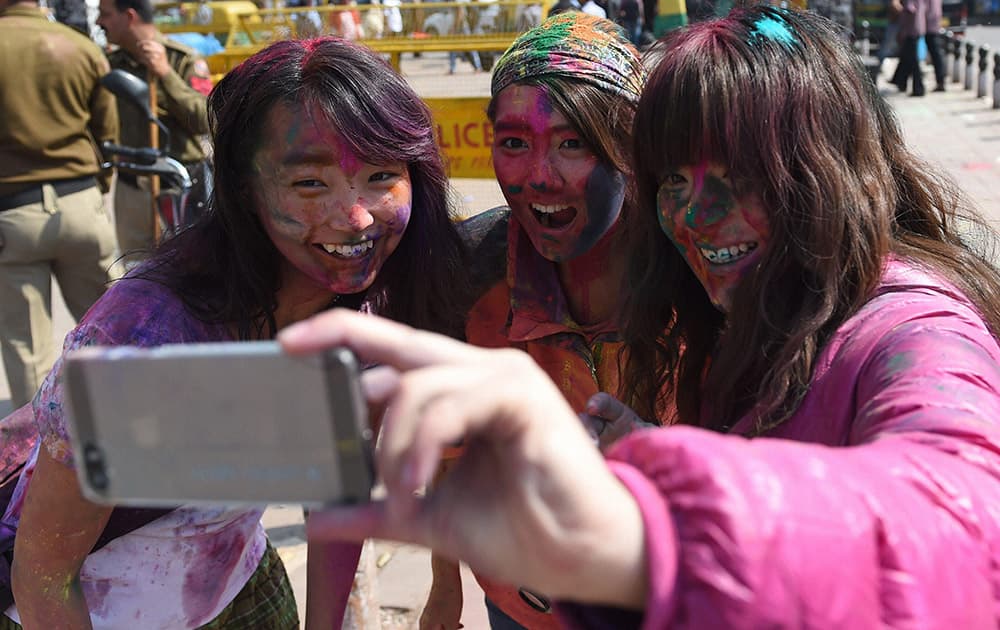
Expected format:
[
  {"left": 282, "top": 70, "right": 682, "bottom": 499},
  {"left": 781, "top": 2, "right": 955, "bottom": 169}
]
[{"left": 63, "top": 341, "right": 373, "bottom": 508}]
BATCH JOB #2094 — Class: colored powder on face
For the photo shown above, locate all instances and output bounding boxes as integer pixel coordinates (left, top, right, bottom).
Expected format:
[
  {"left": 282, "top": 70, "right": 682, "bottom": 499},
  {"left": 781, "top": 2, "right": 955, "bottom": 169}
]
[
  {"left": 268, "top": 205, "right": 304, "bottom": 228},
  {"left": 339, "top": 146, "right": 362, "bottom": 177},
  {"left": 284, "top": 115, "right": 303, "bottom": 146},
  {"left": 574, "top": 162, "right": 625, "bottom": 257},
  {"left": 749, "top": 16, "right": 798, "bottom": 48},
  {"left": 685, "top": 175, "right": 734, "bottom": 230},
  {"left": 507, "top": 184, "right": 524, "bottom": 195}
]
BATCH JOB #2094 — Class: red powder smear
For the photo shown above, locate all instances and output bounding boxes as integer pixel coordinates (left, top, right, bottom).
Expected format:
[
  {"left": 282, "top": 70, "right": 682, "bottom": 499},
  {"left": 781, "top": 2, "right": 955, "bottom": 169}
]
[
  {"left": 181, "top": 531, "right": 247, "bottom": 624},
  {"left": 962, "top": 162, "right": 995, "bottom": 172}
]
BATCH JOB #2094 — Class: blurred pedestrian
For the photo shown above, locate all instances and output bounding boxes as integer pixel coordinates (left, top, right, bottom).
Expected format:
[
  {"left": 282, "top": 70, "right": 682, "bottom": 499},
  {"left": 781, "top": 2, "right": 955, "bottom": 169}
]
[
  {"left": 616, "top": 0, "right": 642, "bottom": 44},
  {"left": 549, "top": 0, "right": 582, "bottom": 15},
  {"left": 0, "top": 0, "right": 120, "bottom": 409},
  {"left": 924, "top": 0, "right": 946, "bottom": 91},
  {"left": 97, "top": 0, "right": 212, "bottom": 266},
  {"left": 892, "top": 0, "right": 929, "bottom": 95},
  {"left": 448, "top": 0, "right": 482, "bottom": 74},
  {"left": 582, "top": 0, "right": 606, "bottom": 18},
  {"left": 877, "top": 0, "right": 902, "bottom": 74},
  {"left": 49, "top": 0, "right": 88, "bottom": 33}
]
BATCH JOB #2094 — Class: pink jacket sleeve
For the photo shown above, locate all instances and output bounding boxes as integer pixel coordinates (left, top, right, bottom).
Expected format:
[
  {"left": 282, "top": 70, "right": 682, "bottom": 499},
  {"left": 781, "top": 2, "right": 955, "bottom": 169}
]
[{"left": 600, "top": 316, "right": 1000, "bottom": 628}]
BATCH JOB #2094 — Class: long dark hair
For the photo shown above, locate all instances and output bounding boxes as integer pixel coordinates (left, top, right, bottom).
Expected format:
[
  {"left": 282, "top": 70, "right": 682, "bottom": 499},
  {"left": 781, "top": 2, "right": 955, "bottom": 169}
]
[
  {"left": 621, "top": 6, "right": 1000, "bottom": 432},
  {"left": 132, "top": 37, "right": 469, "bottom": 340}
]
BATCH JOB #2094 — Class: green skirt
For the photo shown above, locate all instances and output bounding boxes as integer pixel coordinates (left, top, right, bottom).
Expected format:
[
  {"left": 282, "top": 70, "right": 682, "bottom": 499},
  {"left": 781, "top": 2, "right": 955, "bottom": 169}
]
[{"left": 1, "top": 539, "right": 298, "bottom": 630}]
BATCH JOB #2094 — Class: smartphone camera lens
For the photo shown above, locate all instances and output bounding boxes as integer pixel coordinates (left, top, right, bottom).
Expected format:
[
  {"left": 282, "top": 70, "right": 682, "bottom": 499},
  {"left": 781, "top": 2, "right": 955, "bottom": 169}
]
[{"left": 83, "top": 443, "right": 109, "bottom": 490}]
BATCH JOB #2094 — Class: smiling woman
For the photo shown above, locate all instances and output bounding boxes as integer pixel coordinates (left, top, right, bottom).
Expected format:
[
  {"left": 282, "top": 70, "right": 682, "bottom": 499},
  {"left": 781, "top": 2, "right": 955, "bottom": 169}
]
[
  {"left": 423, "top": 12, "right": 650, "bottom": 630},
  {"left": 0, "top": 36, "right": 469, "bottom": 630},
  {"left": 655, "top": 163, "right": 770, "bottom": 311}
]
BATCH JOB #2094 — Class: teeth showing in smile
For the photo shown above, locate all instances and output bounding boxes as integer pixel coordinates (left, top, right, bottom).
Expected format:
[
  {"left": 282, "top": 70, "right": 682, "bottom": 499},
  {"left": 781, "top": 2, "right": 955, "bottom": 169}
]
[
  {"left": 700, "top": 242, "right": 757, "bottom": 265},
  {"left": 530, "top": 203, "right": 576, "bottom": 229},
  {"left": 532, "top": 204, "right": 569, "bottom": 214},
  {"left": 321, "top": 240, "right": 374, "bottom": 258}
]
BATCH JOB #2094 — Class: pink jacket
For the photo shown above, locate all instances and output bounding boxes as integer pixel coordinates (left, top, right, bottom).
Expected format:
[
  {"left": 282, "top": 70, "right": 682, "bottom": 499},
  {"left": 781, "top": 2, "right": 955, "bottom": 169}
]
[{"left": 562, "top": 259, "right": 1000, "bottom": 628}]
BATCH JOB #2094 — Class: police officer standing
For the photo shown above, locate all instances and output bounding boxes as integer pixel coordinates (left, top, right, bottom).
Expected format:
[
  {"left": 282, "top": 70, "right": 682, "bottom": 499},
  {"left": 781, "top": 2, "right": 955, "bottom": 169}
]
[
  {"left": 0, "top": 0, "right": 121, "bottom": 409},
  {"left": 96, "top": 0, "right": 211, "bottom": 266}
]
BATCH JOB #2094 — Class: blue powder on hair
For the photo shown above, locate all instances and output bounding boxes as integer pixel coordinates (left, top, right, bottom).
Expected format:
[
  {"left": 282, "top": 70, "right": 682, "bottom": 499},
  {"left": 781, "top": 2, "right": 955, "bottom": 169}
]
[{"left": 749, "top": 16, "right": 798, "bottom": 47}]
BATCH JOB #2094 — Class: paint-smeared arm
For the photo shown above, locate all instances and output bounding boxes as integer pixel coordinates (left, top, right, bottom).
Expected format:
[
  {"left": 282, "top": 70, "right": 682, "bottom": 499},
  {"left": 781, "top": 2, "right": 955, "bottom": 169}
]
[
  {"left": 420, "top": 457, "right": 464, "bottom": 630},
  {"left": 12, "top": 448, "right": 112, "bottom": 630},
  {"left": 569, "top": 315, "right": 1000, "bottom": 628}
]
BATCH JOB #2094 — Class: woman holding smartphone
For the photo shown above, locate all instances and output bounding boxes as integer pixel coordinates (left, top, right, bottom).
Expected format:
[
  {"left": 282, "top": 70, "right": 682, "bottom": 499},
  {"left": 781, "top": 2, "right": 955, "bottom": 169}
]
[
  {"left": 286, "top": 8, "right": 1000, "bottom": 626},
  {"left": 1, "top": 37, "right": 468, "bottom": 629}
]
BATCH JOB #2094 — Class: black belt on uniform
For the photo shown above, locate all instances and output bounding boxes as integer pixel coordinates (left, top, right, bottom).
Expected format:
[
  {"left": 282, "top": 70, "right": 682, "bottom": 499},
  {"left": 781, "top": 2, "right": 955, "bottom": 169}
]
[{"left": 0, "top": 176, "right": 97, "bottom": 211}]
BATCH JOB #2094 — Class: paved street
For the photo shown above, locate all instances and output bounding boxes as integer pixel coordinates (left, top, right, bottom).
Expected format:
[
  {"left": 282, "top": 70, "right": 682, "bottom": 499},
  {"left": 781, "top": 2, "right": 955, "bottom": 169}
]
[{"left": 2, "top": 40, "right": 999, "bottom": 628}]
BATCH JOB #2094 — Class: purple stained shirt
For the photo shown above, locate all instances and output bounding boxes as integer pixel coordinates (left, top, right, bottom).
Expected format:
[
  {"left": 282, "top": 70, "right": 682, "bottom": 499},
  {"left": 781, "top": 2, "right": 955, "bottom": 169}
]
[{"left": 2, "top": 276, "right": 269, "bottom": 629}]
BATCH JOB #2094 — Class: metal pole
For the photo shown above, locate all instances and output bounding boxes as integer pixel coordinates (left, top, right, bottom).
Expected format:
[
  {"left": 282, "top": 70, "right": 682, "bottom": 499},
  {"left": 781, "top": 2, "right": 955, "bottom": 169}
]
[
  {"left": 147, "top": 68, "right": 162, "bottom": 244},
  {"left": 993, "top": 52, "right": 1000, "bottom": 110},
  {"left": 977, "top": 44, "right": 990, "bottom": 99},
  {"left": 965, "top": 41, "right": 975, "bottom": 91},
  {"left": 944, "top": 31, "right": 954, "bottom": 82},
  {"left": 953, "top": 33, "right": 963, "bottom": 83}
]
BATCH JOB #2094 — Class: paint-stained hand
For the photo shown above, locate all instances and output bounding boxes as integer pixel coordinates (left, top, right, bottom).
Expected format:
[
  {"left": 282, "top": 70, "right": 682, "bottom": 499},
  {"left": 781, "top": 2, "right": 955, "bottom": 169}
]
[
  {"left": 580, "top": 392, "right": 657, "bottom": 451},
  {"left": 135, "top": 39, "right": 172, "bottom": 78},
  {"left": 278, "top": 309, "right": 648, "bottom": 610}
]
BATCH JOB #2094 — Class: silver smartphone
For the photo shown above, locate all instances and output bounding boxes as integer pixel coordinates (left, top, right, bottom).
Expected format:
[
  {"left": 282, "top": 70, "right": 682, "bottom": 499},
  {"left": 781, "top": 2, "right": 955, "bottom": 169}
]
[{"left": 63, "top": 341, "right": 373, "bottom": 508}]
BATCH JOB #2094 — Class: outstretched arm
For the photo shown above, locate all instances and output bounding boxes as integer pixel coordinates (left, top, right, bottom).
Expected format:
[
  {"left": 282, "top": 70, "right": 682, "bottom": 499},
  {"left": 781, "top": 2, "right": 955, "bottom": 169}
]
[{"left": 586, "top": 316, "right": 1000, "bottom": 629}]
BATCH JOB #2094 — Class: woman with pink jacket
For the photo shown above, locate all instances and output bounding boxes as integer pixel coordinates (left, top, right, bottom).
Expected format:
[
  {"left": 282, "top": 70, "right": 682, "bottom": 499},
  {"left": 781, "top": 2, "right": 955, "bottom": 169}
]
[{"left": 287, "top": 6, "right": 1000, "bottom": 628}]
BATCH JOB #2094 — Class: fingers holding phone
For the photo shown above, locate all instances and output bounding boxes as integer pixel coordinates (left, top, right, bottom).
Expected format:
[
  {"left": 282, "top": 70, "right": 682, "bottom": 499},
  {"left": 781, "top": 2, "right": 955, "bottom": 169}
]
[{"left": 283, "top": 310, "right": 646, "bottom": 605}]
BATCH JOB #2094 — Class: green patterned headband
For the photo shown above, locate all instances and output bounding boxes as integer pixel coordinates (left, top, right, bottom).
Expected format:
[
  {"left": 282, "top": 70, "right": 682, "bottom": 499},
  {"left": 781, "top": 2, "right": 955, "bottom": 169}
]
[{"left": 491, "top": 12, "right": 645, "bottom": 104}]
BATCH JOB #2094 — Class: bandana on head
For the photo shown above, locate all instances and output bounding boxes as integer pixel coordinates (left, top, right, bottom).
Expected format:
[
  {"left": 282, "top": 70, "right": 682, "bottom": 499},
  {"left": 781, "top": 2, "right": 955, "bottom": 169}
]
[{"left": 491, "top": 12, "right": 645, "bottom": 104}]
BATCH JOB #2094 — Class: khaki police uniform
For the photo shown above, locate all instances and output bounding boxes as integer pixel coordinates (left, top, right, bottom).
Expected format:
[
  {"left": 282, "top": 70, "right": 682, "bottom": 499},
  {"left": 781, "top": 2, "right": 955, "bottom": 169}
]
[
  {"left": 108, "top": 35, "right": 210, "bottom": 264},
  {"left": 0, "top": 3, "right": 121, "bottom": 408}
]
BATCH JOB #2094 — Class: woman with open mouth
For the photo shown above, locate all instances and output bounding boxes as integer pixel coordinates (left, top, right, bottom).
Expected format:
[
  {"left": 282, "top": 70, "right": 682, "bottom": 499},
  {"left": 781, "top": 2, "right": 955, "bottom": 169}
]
[{"left": 423, "top": 12, "right": 650, "bottom": 630}]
